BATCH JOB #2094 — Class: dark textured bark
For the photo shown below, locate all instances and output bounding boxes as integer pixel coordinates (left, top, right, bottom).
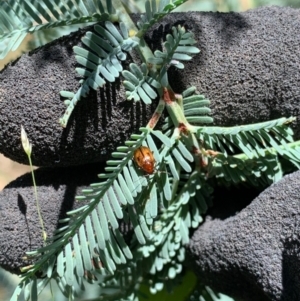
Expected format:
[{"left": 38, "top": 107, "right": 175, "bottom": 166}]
[
  {"left": 0, "top": 164, "right": 99, "bottom": 274},
  {"left": 187, "top": 170, "right": 300, "bottom": 301},
  {"left": 0, "top": 5, "right": 300, "bottom": 301},
  {"left": 0, "top": 6, "right": 299, "bottom": 166}
]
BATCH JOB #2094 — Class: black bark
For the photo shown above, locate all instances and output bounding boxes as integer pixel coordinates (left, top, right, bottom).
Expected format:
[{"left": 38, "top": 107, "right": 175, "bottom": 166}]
[
  {"left": 0, "top": 165, "right": 99, "bottom": 273},
  {"left": 187, "top": 170, "right": 300, "bottom": 301}
]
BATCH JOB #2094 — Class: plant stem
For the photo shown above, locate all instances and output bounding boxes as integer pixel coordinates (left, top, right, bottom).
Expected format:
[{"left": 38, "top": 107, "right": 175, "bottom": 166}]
[
  {"left": 28, "top": 156, "right": 46, "bottom": 242},
  {"left": 114, "top": 0, "right": 155, "bottom": 62},
  {"left": 147, "top": 98, "right": 165, "bottom": 129}
]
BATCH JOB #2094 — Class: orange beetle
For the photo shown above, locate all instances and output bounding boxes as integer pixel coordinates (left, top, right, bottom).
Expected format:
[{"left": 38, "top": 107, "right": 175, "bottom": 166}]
[{"left": 133, "top": 146, "right": 156, "bottom": 174}]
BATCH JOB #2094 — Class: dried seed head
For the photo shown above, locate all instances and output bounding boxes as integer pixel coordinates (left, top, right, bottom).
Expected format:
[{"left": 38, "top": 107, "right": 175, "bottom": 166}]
[{"left": 21, "top": 125, "right": 32, "bottom": 156}]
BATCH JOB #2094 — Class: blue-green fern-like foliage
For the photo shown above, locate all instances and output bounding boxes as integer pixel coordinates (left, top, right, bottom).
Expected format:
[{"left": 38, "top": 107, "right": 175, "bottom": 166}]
[
  {"left": 3, "top": 1, "right": 300, "bottom": 301},
  {"left": 14, "top": 91, "right": 300, "bottom": 301},
  {"left": 59, "top": 20, "right": 140, "bottom": 126},
  {"left": 0, "top": 0, "right": 116, "bottom": 60},
  {"left": 60, "top": 18, "right": 198, "bottom": 126},
  {"left": 121, "top": 25, "right": 201, "bottom": 105},
  {"left": 136, "top": 0, "right": 188, "bottom": 37},
  {"left": 123, "top": 62, "right": 161, "bottom": 103}
]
